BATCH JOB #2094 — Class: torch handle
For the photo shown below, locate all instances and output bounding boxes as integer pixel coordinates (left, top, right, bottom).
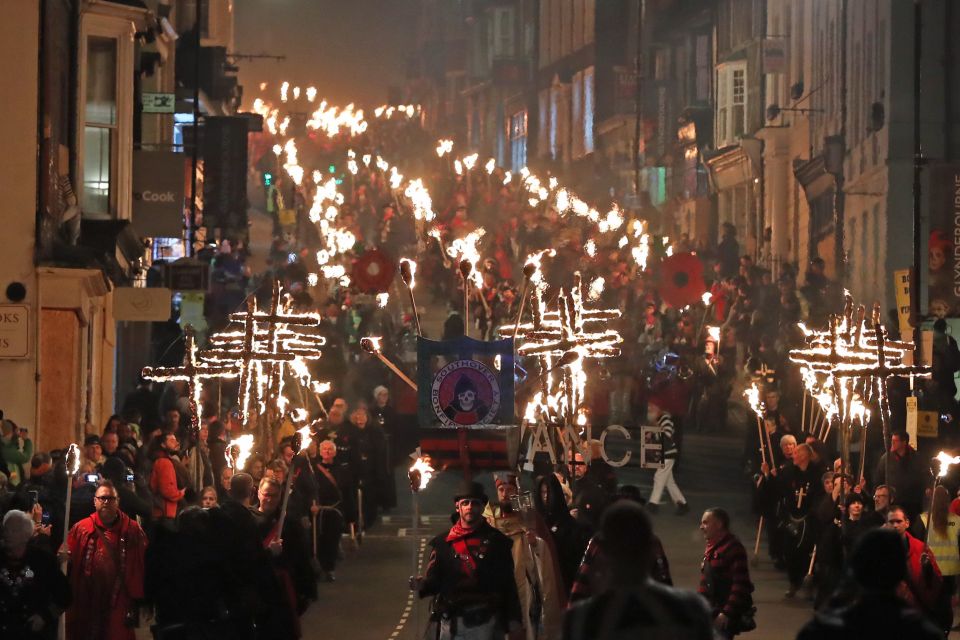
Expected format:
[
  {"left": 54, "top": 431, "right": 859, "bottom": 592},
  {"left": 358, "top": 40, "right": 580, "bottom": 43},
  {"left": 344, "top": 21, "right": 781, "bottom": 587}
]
[
  {"left": 512, "top": 280, "right": 531, "bottom": 343},
  {"left": 62, "top": 477, "right": 74, "bottom": 547},
  {"left": 407, "top": 287, "right": 422, "bottom": 337},
  {"left": 754, "top": 415, "right": 768, "bottom": 469},
  {"left": 375, "top": 352, "right": 418, "bottom": 391},
  {"left": 276, "top": 455, "right": 299, "bottom": 538}
]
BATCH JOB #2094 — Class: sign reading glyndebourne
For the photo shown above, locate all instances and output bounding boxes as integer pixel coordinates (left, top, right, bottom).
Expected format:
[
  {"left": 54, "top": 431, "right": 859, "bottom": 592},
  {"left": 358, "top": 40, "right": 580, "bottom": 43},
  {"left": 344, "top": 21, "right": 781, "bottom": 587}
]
[
  {"left": 0, "top": 305, "right": 29, "bottom": 358},
  {"left": 132, "top": 151, "right": 185, "bottom": 238}
]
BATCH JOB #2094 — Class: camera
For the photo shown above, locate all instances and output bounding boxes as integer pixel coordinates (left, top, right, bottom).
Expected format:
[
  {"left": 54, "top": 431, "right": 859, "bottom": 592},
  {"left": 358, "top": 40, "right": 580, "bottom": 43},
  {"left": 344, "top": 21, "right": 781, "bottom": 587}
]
[{"left": 84, "top": 473, "right": 99, "bottom": 483}]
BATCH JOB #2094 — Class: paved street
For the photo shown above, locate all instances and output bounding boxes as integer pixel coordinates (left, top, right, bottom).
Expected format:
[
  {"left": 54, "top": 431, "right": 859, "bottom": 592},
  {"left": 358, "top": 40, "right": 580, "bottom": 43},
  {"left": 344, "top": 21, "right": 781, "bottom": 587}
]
[{"left": 300, "top": 430, "right": 816, "bottom": 640}]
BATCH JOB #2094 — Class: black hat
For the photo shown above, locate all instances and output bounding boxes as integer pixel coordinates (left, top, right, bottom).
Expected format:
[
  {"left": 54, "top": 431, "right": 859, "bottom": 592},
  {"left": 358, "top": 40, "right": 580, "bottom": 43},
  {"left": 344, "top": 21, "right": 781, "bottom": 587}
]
[
  {"left": 84, "top": 434, "right": 101, "bottom": 446},
  {"left": 453, "top": 480, "right": 488, "bottom": 504},
  {"left": 453, "top": 375, "right": 478, "bottom": 397}
]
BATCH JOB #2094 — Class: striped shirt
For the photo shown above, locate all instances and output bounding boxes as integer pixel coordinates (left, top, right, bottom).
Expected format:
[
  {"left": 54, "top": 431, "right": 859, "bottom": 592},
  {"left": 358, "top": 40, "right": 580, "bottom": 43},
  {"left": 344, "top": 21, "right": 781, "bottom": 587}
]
[
  {"left": 698, "top": 533, "right": 754, "bottom": 617},
  {"left": 658, "top": 413, "right": 678, "bottom": 459}
]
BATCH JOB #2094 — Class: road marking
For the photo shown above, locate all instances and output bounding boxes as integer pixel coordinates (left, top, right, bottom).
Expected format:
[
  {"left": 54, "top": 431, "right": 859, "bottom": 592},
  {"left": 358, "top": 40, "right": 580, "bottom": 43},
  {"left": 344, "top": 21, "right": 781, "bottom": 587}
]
[{"left": 388, "top": 537, "right": 425, "bottom": 640}]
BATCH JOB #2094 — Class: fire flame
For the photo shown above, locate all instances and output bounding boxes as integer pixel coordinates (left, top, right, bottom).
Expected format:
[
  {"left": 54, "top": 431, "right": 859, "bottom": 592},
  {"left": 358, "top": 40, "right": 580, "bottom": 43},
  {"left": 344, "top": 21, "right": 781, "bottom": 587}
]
[
  {"left": 744, "top": 383, "right": 765, "bottom": 419},
  {"left": 226, "top": 434, "right": 255, "bottom": 471},
  {"left": 409, "top": 457, "right": 435, "bottom": 491},
  {"left": 935, "top": 451, "right": 960, "bottom": 478}
]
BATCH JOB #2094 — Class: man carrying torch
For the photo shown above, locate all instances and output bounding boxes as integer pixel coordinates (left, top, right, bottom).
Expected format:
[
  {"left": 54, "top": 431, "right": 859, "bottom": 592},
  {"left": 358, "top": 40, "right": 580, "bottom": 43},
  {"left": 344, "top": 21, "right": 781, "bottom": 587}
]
[{"left": 410, "top": 480, "right": 524, "bottom": 640}]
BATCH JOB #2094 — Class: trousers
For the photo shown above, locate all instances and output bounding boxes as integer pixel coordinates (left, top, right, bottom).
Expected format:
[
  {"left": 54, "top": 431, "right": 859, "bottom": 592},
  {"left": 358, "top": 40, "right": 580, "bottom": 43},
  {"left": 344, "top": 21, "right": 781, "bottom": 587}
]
[
  {"left": 649, "top": 458, "right": 686, "bottom": 505},
  {"left": 438, "top": 616, "right": 497, "bottom": 640}
]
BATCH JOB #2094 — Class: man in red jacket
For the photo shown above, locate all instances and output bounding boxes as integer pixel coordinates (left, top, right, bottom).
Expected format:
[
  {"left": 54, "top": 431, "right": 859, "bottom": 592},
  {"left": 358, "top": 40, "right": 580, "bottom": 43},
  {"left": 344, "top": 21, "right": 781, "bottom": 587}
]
[
  {"left": 150, "top": 432, "right": 185, "bottom": 521},
  {"left": 885, "top": 506, "right": 944, "bottom": 623},
  {"left": 61, "top": 480, "right": 147, "bottom": 640}
]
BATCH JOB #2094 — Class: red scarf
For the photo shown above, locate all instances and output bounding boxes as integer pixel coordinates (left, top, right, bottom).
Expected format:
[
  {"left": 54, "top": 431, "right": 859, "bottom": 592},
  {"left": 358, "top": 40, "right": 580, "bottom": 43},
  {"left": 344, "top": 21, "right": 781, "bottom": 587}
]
[{"left": 446, "top": 521, "right": 485, "bottom": 577}]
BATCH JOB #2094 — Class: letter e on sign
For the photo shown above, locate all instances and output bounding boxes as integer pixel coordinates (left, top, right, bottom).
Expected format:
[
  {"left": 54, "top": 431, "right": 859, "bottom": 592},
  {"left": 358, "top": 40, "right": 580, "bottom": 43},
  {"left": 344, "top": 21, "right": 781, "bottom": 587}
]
[{"left": 0, "top": 305, "right": 29, "bottom": 358}]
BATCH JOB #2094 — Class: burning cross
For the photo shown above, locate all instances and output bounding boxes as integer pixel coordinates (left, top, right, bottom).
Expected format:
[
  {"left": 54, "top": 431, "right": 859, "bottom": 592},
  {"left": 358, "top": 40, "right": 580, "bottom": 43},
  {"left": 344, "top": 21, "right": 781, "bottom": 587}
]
[
  {"left": 142, "top": 324, "right": 240, "bottom": 436},
  {"left": 510, "top": 273, "right": 622, "bottom": 360},
  {"left": 200, "top": 282, "right": 323, "bottom": 432}
]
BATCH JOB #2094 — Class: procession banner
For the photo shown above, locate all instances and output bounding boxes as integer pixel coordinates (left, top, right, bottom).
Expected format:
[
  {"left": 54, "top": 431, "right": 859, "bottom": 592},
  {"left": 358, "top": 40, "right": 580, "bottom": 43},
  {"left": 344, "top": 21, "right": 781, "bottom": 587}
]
[{"left": 416, "top": 337, "right": 515, "bottom": 469}]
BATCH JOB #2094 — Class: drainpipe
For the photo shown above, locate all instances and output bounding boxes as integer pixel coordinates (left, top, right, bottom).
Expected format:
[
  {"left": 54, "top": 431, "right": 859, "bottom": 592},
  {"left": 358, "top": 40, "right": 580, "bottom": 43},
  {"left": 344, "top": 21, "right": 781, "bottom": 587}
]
[{"left": 910, "top": 0, "right": 922, "bottom": 327}]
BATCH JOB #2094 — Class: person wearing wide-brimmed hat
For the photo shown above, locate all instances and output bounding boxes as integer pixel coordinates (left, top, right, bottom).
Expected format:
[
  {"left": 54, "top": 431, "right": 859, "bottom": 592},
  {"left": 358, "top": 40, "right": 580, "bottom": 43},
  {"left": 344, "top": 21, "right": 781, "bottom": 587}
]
[{"left": 411, "top": 480, "right": 523, "bottom": 639}]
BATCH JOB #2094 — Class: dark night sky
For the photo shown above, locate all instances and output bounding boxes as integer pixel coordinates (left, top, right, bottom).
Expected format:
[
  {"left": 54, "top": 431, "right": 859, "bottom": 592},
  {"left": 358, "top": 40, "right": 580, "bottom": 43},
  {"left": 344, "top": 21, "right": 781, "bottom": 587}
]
[{"left": 234, "top": 0, "right": 419, "bottom": 109}]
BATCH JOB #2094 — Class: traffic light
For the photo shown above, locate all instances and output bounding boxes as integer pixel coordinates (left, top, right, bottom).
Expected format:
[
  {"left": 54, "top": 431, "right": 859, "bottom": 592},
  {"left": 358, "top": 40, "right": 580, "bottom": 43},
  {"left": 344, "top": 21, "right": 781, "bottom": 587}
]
[{"left": 263, "top": 171, "right": 273, "bottom": 186}]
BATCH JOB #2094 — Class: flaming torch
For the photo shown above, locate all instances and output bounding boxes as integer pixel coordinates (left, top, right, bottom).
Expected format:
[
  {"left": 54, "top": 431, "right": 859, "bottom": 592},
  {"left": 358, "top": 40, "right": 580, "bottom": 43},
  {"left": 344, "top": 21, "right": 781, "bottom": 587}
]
[
  {"left": 361, "top": 337, "right": 418, "bottom": 391},
  {"left": 744, "top": 384, "right": 771, "bottom": 565},
  {"left": 225, "top": 433, "right": 255, "bottom": 472},
  {"left": 459, "top": 259, "right": 474, "bottom": 338},
  {"left": 408, "top": 451, "right": 435, "bottom": 593},
  {"left": 61, "top": 443, "right": 81, "bottom": 571},
  {"left": 276, "top": 426, "right": 312, "bottom": 543},
  {"left": 398, "top": 258, "right": 422, "bottom": 336},
  {"left": 926, "top": 451, "right": 960, "bottom": 546}
]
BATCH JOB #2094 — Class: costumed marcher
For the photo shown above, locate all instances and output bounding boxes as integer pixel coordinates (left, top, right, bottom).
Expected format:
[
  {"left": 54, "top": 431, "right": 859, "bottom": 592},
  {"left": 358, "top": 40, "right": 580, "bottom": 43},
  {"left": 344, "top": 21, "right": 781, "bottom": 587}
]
[
  {"left": 312, "top": 439, "right": 351, "bottom": 582},
  {"left": 759, "top": 443, "right": 823, "bottom": 597},
  {"left": 254, "top": 477, "right": 317, "bottom": 639},
  {"left": 412, "top": 480, "right": 523, "bottom": 640},
  {"left": 645, "top": 396, "right": 689, "bottom": 515},
  {"left": 61, "top": 480, "right": 148, "bottom": 640},
  {"left": 534, "top": 474, "right": 592, "bottom": 595},
  {"left": 483, "top": 472, "right": 564, "bottom": 640}
]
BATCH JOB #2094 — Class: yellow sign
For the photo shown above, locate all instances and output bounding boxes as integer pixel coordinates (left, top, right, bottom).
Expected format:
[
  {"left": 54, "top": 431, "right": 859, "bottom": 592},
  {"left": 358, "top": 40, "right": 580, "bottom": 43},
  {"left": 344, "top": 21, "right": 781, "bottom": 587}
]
[
  {"left": 894, "top": 269, "right": 911, "bottom": 338},
  {"left": 918, "top": 409, "right": 939, "bottom": 439}
]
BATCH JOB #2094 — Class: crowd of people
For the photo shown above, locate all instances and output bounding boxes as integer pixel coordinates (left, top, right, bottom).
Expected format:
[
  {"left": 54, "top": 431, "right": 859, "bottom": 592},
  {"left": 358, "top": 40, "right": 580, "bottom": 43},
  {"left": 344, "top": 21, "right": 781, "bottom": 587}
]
[{"left": 4, "top": 111, "right": 960, "bottom": 640}]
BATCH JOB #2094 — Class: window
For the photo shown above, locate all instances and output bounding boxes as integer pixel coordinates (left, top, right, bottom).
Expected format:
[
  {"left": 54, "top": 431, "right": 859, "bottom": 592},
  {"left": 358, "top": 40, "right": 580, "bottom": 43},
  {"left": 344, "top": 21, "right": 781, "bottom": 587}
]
[
  {"left": 549, "top": 84, "right": 561, "bottom": 159},
  {"left": 583, "top": 66, "right": 595, "bottom": 154},
  {"left": 715, "top": 60, "right": 747, "bottom": 147},
  {"left": 491, "top": 7, "right": 514, "bottom": 59},
  {"left": 538, "top": 90, "right": 550, "bottom": 158},
  {"left": 571, "top": 71, "right": 583, "bottom": 158},
  {"left": 82, "top": 37, "right": 117, "bottom": 216},
  {"left": 78, "top": 12, "right": 135, "bottom": 221},
  {"left": 573, "top": 0, "right": 583, "bottom": 51},
  {"left": 509, "top": 111, "right": 528, "bottom": 171},
  {"left": 695, "top": 35, "right": 711, "bottom": 102}
]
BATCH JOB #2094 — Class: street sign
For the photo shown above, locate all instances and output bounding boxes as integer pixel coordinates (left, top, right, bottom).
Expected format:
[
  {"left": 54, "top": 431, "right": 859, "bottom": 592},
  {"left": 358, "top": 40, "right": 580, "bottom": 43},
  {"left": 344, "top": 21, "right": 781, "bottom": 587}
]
[
  {"left": 114, "top": 287, "right": 172, "bottom": 322},
  {"left": 142, "top": 92, "right": 176, "bottom": 114},
  {"left": 0, "top": 304, "right": 30, "bottom": 358},
  {"left": 165, "top": 261, "right": 208, "bottom": 291},
  {"left": 132, "top": 151, "right": 185, "bottom": 237}
]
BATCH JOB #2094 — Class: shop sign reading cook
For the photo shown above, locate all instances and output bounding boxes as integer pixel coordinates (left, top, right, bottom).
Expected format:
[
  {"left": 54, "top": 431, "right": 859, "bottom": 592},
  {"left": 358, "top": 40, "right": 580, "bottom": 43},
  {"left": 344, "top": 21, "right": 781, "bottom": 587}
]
[{"left": 0, "top": 305, "right": 29, "bottom": 358}]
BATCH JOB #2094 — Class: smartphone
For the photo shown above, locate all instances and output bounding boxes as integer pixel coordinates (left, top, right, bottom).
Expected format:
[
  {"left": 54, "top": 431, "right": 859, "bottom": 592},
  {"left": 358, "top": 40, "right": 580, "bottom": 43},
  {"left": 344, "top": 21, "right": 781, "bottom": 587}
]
[
  {"left": 41, "top": 510, "right": 51, "bottom": 526},
  {"left": 27, "top": 489, "right": 39, "bottom": 508},
  {"left": 126, "top": 473, "right": 135, "bottom": 483},
  {"left": 84, "top": 473, "right": 99, "bottom": 483}
]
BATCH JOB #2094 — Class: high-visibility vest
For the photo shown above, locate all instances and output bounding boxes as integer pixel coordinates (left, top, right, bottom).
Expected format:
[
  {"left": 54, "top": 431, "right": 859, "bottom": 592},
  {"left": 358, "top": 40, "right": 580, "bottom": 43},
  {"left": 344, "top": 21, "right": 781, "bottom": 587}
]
[{"left": 921, "top": 512, "right": 960, "bottom": 575}]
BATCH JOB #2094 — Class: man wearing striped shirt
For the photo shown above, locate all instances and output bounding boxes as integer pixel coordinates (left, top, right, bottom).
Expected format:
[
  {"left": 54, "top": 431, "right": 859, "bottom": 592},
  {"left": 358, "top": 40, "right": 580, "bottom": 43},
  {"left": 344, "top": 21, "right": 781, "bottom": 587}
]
[
  {"left": 646, "top": 397, "right": 689, "bottom": 515},
  {"left": 698, "top": 507, "right": 755, "bottom": 637}
]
